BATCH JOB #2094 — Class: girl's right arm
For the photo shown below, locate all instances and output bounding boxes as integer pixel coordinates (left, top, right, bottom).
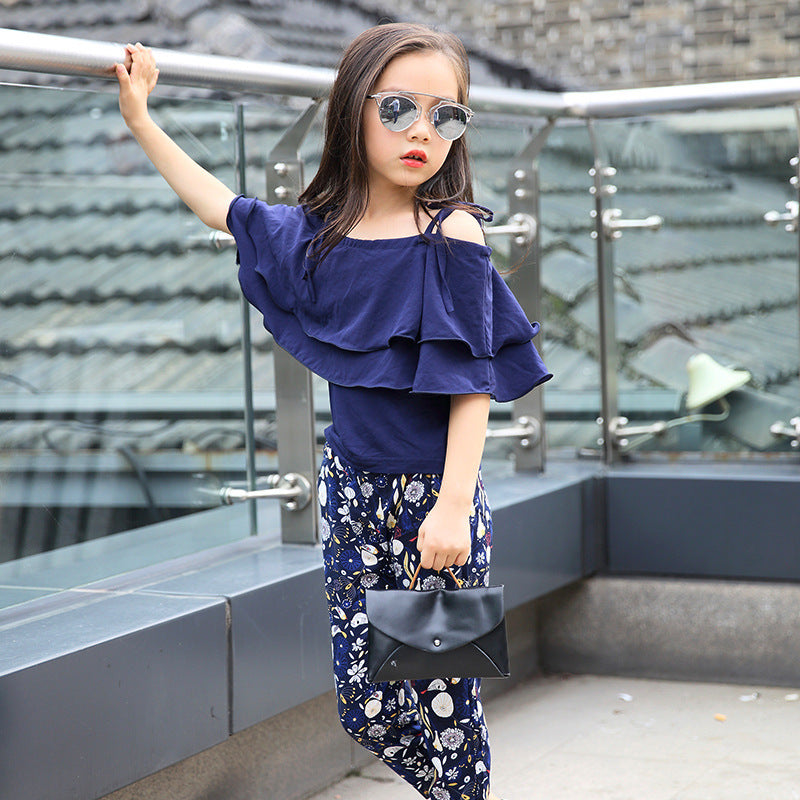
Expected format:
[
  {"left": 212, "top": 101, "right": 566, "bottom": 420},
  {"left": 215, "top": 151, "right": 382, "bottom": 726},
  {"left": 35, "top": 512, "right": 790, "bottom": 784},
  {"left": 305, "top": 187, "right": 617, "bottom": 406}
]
[{"left": 115, "top": 43, "right": 236, "bottom": 233}]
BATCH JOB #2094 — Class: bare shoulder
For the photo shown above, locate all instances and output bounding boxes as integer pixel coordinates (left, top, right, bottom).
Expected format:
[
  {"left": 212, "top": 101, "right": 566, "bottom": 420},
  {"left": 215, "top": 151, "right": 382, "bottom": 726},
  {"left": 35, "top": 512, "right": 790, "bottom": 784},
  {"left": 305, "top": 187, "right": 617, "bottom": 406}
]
[{"left": 439, "top": 209, "right": 486, "bottom": 245}]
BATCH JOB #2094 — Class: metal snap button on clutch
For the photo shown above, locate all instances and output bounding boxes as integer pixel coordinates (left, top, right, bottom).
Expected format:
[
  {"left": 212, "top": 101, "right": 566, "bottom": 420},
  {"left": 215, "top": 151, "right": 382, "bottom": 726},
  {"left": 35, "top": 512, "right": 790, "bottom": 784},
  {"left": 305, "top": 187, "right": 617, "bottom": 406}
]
[{"left": 433, "top": 637, "right": 441, "bottom": 647}]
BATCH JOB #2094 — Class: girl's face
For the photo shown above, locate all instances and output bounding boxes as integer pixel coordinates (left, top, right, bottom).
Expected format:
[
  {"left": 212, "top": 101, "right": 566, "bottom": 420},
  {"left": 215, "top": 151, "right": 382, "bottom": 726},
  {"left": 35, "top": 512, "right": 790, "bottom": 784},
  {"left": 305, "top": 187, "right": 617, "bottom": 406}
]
[{"left": 361, "top": 50, "right": 461, "bottom": 198}]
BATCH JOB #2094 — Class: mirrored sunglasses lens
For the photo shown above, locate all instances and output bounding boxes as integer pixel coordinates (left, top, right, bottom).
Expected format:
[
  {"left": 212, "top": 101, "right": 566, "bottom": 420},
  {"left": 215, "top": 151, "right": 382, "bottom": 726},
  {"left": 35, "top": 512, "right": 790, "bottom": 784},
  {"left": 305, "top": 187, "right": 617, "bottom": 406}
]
[
  {"left": 378, "top": 96, "right": 418, "bottom": 131},
  {"left": 433, "top": 105, "right": 469, "bottom": 139}
]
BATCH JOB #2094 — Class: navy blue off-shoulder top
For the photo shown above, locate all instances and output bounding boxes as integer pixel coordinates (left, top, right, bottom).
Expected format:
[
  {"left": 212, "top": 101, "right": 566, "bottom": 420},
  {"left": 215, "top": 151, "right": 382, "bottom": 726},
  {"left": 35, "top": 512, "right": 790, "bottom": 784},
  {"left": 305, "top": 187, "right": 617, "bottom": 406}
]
[{"left": 227, "top": 195, "right": 551, "bottom": 473}]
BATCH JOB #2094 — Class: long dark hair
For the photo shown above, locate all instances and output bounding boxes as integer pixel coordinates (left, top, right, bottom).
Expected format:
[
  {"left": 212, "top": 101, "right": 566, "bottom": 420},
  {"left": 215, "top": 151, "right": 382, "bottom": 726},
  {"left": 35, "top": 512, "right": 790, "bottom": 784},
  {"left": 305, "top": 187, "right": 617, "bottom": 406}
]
[{"left": 298, "top": 23, "right": 475, "bottom": 263}]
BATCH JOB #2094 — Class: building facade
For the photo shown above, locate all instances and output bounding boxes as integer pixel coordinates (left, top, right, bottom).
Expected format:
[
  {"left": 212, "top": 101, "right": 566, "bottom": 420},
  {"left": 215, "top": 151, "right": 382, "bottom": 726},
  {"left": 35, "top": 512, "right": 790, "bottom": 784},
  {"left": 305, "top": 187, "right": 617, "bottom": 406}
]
[{"left": 391, "top": 0, "right": 800, "bottom": 88}]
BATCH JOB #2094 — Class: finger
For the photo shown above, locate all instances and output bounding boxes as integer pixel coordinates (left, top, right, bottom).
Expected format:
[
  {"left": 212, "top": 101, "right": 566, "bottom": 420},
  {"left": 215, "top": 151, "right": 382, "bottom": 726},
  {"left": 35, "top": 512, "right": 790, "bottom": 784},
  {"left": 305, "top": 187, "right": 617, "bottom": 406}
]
[
  {"left": 419, "top": 544, "right": 434, "bottom": 570},
  {"left": 454, "top": 550, "right": 469, "bottom": 567},
  {"left": 415, "top": 527, "right": 425, "bottom": 552},
  {"left": 114, "top": 63, "right": 130, "bottom": 86},
  {"left": 431, "top": 552, "right": 447, "bottom": 572}
]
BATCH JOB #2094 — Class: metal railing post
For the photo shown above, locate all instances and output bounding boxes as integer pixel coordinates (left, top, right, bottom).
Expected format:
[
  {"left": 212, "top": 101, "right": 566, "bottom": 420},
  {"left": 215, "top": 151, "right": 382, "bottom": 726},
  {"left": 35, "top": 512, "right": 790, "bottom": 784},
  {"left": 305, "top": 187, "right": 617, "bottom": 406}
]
[
  {"left": 234, "top": 102, "right": 259, "bottom": 536},
  {"left": 587, "top": 120, "right": 621, "bottom": 465},
  {"left": 764, "top": 105, "right": 800, "bottom": 450},
  {"left": 587, "top": 121, "right": 663, "bottom": 462},
  {"left": 501, "top": 120, "right": 555, "bottom": 472},
  {"left": 265, "top": 102, "right": 321, "bottom": 544}
]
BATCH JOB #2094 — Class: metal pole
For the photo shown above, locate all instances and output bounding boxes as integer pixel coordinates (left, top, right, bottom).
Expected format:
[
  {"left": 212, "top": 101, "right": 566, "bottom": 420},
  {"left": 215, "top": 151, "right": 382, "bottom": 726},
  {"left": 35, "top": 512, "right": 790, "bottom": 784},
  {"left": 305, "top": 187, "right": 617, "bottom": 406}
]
[
  {"left": 8, "top": 29, "right": 800, "bottom": 118},
  {"left": 587, "top": 120, "right": 621, "bottom": 465},
  {"left": 234, "top": 102, "right": 259, "bottom": 537},
  {"left": 0, "top": 28, "right": 334, "bottom": 97},
  {"left": 795, "top": 106, "right": 800, "bottom": 414},
  {"left": 265, "top": 103, "right": 321, "bottom": 545},
  {"left": 504, "top": 119, "right": 556, "bottom": 472}
]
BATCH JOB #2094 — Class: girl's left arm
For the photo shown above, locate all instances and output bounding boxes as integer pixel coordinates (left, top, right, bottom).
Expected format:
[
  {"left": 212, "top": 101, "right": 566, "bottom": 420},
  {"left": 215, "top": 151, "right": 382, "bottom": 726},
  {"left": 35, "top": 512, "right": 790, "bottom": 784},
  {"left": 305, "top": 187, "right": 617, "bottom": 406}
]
[{"left": 417, "top": 393, "right": 491, "bottom": 572}]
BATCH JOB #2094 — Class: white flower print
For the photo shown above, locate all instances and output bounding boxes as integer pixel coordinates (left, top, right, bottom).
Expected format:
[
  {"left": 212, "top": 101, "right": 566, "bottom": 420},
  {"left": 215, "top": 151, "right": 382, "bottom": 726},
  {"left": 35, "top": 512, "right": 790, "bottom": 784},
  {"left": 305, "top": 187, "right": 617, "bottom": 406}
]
[
  {"left": 317, "top": 478, "right": 327, "bottom": 507},
  {"left": 421, "top": 575, "right": 447, "bottom": 591},
  {"left": 397, "top": 711, "right": 416, "bottom": 727},
  {"left": 403, "top": 480, "right": 425, "bottom": 504},
  {"left": 351, "top": 612, "right": 368, "bottom": 629},
  {"left": 431, "top": 787, "right": 449, "bottom": 800},
  {"left": 360, "top": 481, "right": 374, "bottom": 498},
  {"left": 367, "top": 723, "right": 388, "bottom": 738},
  {"left": 360, "top": 543, "right": 378, "bottom": 566},
  {"left": 347, "top": 659, "right": 367, "bottom": 683},
  {"left": 440, "top": 728, "right": 465, "bottom": 750},
  {"left": 360, "top": 572, "right": 379, "bottom": 588}
]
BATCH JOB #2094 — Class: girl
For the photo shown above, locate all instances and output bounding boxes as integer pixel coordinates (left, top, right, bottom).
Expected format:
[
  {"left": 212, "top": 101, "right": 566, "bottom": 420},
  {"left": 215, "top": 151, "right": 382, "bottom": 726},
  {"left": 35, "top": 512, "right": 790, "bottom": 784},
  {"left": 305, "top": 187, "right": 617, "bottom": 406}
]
[{"left": 116, "top": 23, "right": 549, "bottom": 800}]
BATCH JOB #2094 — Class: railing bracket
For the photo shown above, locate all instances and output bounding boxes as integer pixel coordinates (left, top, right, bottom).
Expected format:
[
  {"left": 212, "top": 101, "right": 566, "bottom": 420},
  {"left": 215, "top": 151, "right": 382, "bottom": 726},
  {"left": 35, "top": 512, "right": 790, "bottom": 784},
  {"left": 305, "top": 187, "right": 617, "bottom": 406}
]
[
  {"left": 770, "top": 417, "right": 800, "bottom": 448},
  {"left": 485, "top": 212, "right": 537, "bottom": 247},
  {"left": 599, "top": 208, "right": 663, "bottom": 241},
  {"left": 219, "top": 472, "right": 312, "bottom": 510},
  {"left": 764, "top": 201, "right": 799, "bottom": 232},
  {"left": 485, "top": 416, "right": 541, "bottom": 449}
]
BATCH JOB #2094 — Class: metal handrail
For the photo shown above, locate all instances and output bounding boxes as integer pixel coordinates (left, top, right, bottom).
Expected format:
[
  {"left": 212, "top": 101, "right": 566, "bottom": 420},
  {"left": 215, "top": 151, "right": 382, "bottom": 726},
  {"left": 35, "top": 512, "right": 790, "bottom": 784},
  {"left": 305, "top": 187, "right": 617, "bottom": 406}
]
[
  {"left": 4, "top": 28, "right": 800, "bottom": 118},
  {"left": 0, "top": 29, "right": 334, "bottom": 98}
]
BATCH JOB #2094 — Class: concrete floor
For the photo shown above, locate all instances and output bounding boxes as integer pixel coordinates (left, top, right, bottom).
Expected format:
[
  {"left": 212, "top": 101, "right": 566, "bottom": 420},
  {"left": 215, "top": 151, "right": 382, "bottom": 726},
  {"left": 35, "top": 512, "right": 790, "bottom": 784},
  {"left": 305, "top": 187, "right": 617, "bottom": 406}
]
[{"left": 305, "top": 674, "right": 800, "bottom": 800}]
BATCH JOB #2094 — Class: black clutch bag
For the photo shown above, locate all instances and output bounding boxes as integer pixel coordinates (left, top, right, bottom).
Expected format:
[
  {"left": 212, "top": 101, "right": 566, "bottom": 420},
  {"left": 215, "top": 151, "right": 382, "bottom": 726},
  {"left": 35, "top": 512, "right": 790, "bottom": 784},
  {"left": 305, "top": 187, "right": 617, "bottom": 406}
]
[{"left": 366, "top": 564, "right": 510, "bottom": 682}]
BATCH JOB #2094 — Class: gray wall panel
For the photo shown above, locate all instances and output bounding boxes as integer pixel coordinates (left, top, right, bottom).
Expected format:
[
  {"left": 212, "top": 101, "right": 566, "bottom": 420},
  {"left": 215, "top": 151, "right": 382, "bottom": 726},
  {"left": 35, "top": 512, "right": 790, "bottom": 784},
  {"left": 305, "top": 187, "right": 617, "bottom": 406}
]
[
  {"left": 606, "top": 471, "right": 800, "bottom": 579},
  {"left": 0, "top": 593, "right": 228, "bottom": 800},
  {"left": 492, "top": 481, "right": 587, "bottom": 607},
  {"left": 231, "top": 567, "right": 332, "bottom": 732}
]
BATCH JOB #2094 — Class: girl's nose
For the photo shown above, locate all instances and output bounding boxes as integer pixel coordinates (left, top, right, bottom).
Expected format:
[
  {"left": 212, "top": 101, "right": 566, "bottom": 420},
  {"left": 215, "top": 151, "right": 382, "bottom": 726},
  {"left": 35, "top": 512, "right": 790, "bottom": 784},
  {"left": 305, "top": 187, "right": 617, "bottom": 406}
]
[{"left": 407, "top": 113, "right": 432, "bottom": 142}]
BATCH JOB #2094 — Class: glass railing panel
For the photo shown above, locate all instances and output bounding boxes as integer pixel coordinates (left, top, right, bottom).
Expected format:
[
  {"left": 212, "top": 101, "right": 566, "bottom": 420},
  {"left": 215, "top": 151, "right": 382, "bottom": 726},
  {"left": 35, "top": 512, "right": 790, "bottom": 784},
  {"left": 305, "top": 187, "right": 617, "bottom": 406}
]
[
  {"left": 585, "top": 109, "right": 799, "bottom": 457},
  {"left": 0, "top": 83, "right": 272, "bottom": 603},
  {"left": 471, "top": 114, "right": 605, "bottom": 457},
  {"left": 468, "top": 111, "right": 602, "bottom": 462}
]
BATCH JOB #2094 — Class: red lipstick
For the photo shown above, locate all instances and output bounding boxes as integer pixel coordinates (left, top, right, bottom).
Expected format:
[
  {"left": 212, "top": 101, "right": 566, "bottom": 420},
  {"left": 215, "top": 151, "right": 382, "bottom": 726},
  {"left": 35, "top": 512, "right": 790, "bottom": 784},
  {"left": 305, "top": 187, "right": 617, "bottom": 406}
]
[{"left": 401, "top": 150, "right": 427, "bottom": 167}]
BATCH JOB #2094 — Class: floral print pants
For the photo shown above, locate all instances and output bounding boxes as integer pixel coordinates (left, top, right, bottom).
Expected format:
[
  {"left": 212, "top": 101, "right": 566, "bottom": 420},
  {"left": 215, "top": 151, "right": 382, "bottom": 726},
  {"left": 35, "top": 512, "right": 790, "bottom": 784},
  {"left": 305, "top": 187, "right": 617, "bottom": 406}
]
[{"left": 318, "top": 444, "right": 493, "bottom": 800}]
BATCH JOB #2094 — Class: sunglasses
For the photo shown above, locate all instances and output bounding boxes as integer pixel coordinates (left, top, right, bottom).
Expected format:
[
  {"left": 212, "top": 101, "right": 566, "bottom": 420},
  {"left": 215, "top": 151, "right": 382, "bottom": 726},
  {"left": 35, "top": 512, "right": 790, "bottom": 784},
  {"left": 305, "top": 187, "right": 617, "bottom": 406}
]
[{"left": 367, "top": 91, "right": 474, "bottom": 141}]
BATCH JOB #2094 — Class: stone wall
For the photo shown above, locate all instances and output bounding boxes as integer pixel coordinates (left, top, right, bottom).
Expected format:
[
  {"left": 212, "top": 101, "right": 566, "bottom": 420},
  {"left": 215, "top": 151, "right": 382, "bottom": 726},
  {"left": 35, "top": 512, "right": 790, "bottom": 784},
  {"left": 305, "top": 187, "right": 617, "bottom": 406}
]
[{"left": 393, "top": 0, "right": 800, "bottom": 89}]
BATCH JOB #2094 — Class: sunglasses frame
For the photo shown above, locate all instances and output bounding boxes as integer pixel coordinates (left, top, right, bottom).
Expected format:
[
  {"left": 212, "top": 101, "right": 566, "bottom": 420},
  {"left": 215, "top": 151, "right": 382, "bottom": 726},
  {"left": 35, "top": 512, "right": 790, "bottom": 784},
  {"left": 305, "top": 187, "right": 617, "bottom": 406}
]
[{"left": 366, "top": 91, "right": 474, "bottom": 140}]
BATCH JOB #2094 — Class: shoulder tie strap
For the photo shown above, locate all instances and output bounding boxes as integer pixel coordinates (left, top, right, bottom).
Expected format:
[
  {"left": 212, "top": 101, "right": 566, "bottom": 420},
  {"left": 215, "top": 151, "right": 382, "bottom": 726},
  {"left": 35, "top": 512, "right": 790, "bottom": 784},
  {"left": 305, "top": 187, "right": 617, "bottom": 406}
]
[
  {"left": 423, "top": 206, "right": 455, "bottom": 237},
  {"left": 421, "top": 203, "right": 494, "bottom": 315}
]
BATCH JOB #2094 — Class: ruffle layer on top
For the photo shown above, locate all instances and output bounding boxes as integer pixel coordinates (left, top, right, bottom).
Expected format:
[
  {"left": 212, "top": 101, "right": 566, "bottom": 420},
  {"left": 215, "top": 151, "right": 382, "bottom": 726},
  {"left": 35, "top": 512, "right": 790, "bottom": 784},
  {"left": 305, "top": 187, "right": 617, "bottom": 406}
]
[{"left": 228, "top": 195, "right": 551, "bottom": 403}]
